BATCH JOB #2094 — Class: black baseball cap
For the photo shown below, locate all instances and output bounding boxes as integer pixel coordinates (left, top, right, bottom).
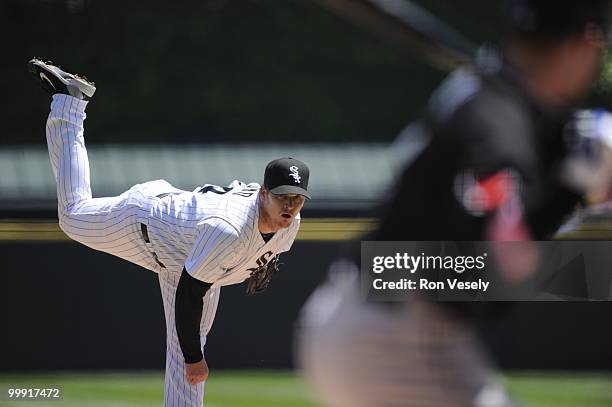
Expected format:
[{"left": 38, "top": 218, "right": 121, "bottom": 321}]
[{"left": 264, "top": 157, "right": 311, "bottom": 199}]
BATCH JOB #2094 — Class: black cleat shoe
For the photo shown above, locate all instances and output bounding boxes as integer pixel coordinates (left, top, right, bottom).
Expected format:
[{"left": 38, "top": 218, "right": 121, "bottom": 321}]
[{"left": 27, "top": 58, "right": 96, "bottom": 100}]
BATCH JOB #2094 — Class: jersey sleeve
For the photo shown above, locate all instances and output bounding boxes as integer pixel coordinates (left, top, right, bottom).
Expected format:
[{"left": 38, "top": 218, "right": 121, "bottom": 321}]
[
  {"left": 451, "top": 95, "right": 581, "bottom": 238},
  {"left": 453, "top": 95, "right": 538, "bottom": 180},
  {"left": 184, "top": 217, "right": 244, "bottom": 283},
  {"left": 174, "top": 269, "right": 212, "bottom": 363}
]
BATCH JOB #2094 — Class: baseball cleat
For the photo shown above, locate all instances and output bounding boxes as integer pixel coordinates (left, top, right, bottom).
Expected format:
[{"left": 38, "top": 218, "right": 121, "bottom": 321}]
[{"left": 27, "top": 58, "right": 96, "bottom": 100}]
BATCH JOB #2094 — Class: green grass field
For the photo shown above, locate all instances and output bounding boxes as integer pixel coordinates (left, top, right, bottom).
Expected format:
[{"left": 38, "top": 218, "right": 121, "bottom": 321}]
[{"left": 0, "top": 371, "right": 610, "bottom": 407}]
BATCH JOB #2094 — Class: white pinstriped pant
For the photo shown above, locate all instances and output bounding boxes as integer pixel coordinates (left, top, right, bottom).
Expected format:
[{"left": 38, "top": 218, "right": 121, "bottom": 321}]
[
  {"left": 298, "top": 261, "right": 516, "bottom": 407},
  {"left": 46, "top": 94, "right": 219, "bottom": 406}
]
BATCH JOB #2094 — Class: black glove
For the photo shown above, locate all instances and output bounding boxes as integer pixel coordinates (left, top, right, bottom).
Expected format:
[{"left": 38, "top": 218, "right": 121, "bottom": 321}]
[{"left": 245, "top": 255, "right": 280, "bottom": 295}]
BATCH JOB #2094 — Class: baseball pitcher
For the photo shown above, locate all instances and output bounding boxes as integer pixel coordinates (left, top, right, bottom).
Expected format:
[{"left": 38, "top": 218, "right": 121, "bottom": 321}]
[{"left": 28, "top": 58, "right": 310, "bottom": 407}]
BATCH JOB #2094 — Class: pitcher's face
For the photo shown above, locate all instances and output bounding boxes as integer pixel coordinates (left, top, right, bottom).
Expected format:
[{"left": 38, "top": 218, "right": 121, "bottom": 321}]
[{"left": 259, "top": 187, "right": 305, "bottom": 231}]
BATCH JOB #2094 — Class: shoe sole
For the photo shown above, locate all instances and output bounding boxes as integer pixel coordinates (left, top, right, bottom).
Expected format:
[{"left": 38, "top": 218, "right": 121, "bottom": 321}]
[{"left": 28, "top": 59, "right": 96, "bottom": 98}]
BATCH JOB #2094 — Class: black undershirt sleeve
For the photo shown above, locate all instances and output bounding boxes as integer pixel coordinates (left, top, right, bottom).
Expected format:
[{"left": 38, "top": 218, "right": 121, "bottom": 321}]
[{"left": 175, "top": 268, "right": 212, "bottom": 364}]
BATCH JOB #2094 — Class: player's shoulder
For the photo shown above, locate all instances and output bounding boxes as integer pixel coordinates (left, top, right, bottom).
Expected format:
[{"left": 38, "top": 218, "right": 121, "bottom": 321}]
[
  {"left": 200, "top": 211, "right": 255, "bottom": 240},
  {"left": 430, "top": 62, "right": 531, "bottom": 134},
  {"left": 437, "top": 68, "right": 532, "bottom": 148},
  {"left": 227, "top": 180, "right": 261, "bottom": 191},
  {"left": 429, "top": 66, "right": 483, "bottom": 125},
  {"left": 457, "top": 91, "right": 530, "bottom": 138},
  {"left": 445, "top": 73, "right": 539, "bottom": 176},
  {"left": 192, "top": 217, "right": 244, "bottom": 254},
  {"left": 214, "top": 182, "right": 261, "bottom": 237}
]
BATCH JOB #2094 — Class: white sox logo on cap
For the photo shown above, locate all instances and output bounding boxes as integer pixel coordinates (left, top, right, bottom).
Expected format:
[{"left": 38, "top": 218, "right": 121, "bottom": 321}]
[
  {"left": 264, "top": 157, "right": 311, "bottom": 198},
  {"left": 289, "top": 166, "right": 301, "bottom": 184}
]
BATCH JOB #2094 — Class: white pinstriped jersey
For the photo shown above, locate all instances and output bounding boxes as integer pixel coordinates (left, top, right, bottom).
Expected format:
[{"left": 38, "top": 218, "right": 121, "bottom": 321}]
[
  {"left": 45, "top": 95, "right": 299, "bottom": 285},
  {"left": 44, "top": 93, "right": 301, "bottom": 407},
  {"left": 146, "top": 180, "right": 300, "bottom": 286}
]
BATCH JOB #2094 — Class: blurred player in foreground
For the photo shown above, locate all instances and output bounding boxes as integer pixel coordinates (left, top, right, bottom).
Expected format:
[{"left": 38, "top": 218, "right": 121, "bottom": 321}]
[
  {"left": 299, "top": 1, "right": 612, "bottom": 406},
  {"left": 28, "top": 59, "right": 310, "bottom": 407}
]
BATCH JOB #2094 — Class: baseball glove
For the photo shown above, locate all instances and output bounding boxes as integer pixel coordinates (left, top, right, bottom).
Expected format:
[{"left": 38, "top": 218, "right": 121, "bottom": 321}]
[{"left": 246, "top": 255, "right": 281, "bottom": 295}]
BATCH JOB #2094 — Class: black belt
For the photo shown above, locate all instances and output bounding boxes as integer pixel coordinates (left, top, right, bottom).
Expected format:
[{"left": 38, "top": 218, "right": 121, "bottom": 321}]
[{"left": 140, "top": 223, "right": 166, "bottom": 269}]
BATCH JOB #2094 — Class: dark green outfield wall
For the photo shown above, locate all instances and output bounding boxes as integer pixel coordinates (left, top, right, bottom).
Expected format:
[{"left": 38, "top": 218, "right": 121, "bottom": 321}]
[
  {"left": 4, "top": 0, "right": 501, "bottom": 145},
  {"left": 0, "top": 240, "right": 611, "bottom": 372}
]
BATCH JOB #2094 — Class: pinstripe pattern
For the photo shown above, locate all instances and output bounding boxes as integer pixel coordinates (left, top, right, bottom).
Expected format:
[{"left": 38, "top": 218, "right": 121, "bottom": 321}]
[
  {"left": 298, "top": 262, "right": 511, "bottom": 407},
  {"left": 45, "top": 94, "right": 300, "bottom": 406},
  {"left": 159, "top": 269, "right": 220, "bottom": 406}
]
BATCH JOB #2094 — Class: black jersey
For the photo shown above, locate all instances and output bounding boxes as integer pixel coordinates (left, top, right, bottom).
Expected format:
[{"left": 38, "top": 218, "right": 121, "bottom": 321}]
[{"left": 376, "top": 53, "right": 582, "bottom": 242}]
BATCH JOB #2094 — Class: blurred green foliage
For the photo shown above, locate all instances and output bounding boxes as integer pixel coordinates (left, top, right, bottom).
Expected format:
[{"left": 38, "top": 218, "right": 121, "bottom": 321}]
[
  {"left": 593, "top": 52, "right": 612, "bottom": 100},
  {"left": 3, "top": 0, "right": 504, "bottom": 144},
  {"left": 9, "top": 0, "right": 611, "bottom": 144}
]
